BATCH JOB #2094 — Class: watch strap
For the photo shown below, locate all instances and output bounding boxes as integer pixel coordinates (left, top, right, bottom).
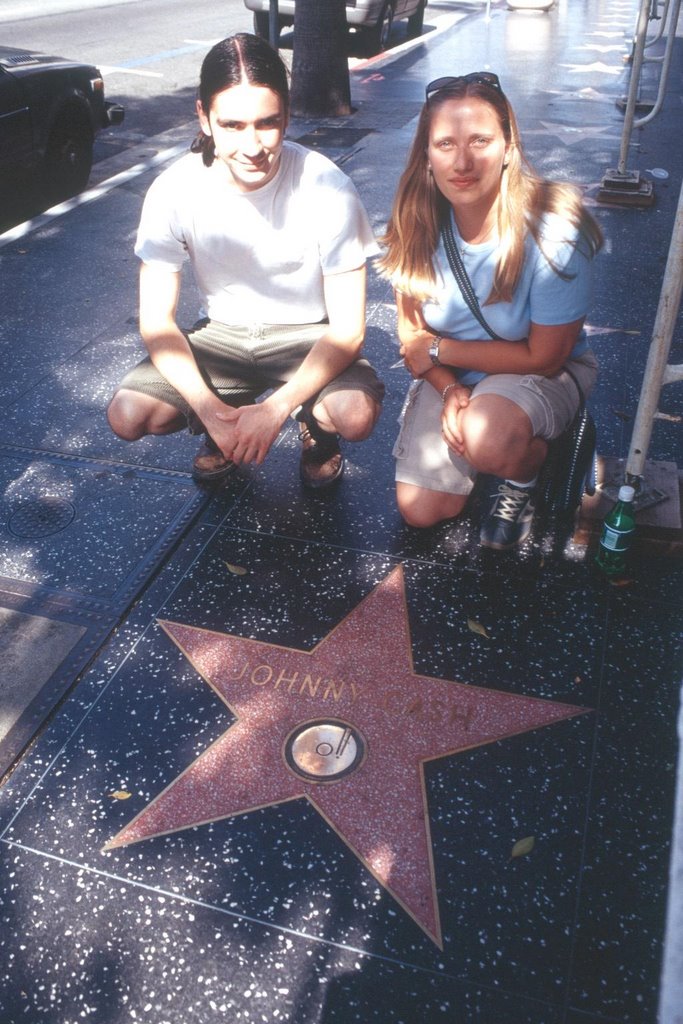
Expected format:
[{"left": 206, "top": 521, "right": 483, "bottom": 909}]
[{"left": 429, "top": 334, "right": 443, "bottom": 366}]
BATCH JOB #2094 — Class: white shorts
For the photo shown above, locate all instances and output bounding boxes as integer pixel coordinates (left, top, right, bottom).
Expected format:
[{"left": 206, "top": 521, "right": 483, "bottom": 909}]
[{"left": 393, "top": 352, "right": 598, "bottom": 496}]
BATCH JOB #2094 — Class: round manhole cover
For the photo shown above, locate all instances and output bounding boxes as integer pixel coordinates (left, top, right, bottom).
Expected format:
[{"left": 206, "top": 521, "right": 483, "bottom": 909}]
[
  {"left": 284, "top": 719, "right": 366, "bottom": 783},
  {"left": 8, "top": 497, "right": 76, "bottom": 538}
]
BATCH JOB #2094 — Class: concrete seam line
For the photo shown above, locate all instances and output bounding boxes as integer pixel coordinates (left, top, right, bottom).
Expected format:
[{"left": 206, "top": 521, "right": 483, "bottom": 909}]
[{"left": 0, "top": 140, "right": 188, "bottom": 249}]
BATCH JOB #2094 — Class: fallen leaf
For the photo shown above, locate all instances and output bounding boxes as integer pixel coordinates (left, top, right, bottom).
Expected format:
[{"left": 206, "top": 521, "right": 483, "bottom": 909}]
[
  {"left": 109, "top": 790, "right": 132, "bottom": 800},
  {"left": 511, "top": 836, "right": 535, "bottom": 859},
  {"left": 467, "top": 617, "right": 490, "bottom": 639},
  {"left": 224, "top": 562, "right": 247, "bottom": 575},
  {"left": 608, "top": 576, "right": 634, "bottom": 587}
]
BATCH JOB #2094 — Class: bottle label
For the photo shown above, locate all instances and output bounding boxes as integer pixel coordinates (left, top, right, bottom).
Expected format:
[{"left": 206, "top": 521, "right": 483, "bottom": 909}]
[{"left": 601, "top": 525, "right": 632, "bottom": 552}]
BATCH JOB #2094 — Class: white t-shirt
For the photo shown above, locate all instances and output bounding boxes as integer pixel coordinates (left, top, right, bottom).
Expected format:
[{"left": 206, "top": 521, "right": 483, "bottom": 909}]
[
  {"left": 135, "top": 141, "right": 380, "bottom": 326},
  {"left": 422, "top": 210, "right": 595, "bottom": 386}
]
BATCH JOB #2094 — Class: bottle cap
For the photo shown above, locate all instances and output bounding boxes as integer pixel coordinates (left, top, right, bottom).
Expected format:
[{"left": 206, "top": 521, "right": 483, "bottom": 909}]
[{"left": 618, "top": 485, "right": 635, "bottom": 502}]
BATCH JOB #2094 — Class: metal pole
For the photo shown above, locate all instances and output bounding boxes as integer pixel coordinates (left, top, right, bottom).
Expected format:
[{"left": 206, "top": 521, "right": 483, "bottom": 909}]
[
  {"left": 658, "top": 684, "right": 683, "bottom": 1024},
  {"left": 269, "top": 0, "right": 279, "bottom": 48},
  {"left": 633, "top": 0, "right": 681, "bottom": 127},
  {"left": 644, "top": 0, "right": 668, "bottom": 47},
  {"left": 625, "top": 174, "right": 683, "bottom": 484},
  {"left": 618, "top": 0, "right": 651, "bottom": 174},
  {"left": 597, "top": 0, "right": 656, "bottom": 204}
]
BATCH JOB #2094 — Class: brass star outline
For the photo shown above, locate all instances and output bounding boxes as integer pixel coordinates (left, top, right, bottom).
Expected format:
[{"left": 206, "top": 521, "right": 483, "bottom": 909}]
[{"left": 104, "top": 566, "right": 588, "bottom": 947}]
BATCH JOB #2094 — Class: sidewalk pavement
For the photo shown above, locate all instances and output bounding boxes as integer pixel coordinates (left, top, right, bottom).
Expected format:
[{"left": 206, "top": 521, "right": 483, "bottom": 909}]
[{"left": 1, "top": 1, "right": 682, "bottom": 1021}]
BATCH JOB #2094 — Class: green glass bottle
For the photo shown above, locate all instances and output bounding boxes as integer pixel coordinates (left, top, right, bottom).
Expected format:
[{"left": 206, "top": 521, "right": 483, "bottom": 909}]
[{"left": 595, "top": 484, "right": 636, "bottom": 576}]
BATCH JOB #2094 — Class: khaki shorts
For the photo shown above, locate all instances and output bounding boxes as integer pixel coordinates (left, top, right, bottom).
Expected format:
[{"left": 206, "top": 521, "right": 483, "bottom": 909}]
[
  {"left": 117, "top": 319, "right": 385, "bottom": 431},
  {"left": 393, "top": 352, "right": 598, "bottom": 496}
]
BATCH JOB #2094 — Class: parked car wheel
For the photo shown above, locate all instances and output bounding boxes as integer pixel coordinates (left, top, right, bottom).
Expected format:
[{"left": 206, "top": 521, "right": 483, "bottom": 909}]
[
  {"left": 253, "top": 11, "right": 281, "bottom": 40},
  {"left": 43, "top": 106, "right": 93, "bottom": 199},
  {"left": 364, "top": 0, "right": 394, "bottom": 55},
  {"left": 406, "top": 0, "right": 426, "bottom": 37}
]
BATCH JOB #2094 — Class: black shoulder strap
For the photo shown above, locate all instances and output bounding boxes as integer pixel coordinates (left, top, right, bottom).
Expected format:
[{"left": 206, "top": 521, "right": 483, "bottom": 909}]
[
  {"left": 563, "top": 364, "right": 586, "bottom": 410},
  {"left": 442, "top": 216, "right": 588, "bottom": 414},
  {"left": 441, "top": 217, "right": 503, "bottom": 341}
]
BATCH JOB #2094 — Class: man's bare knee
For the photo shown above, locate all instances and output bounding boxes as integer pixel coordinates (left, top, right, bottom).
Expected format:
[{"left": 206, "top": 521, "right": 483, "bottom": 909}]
[
  {"left": 107, "top": 389, "right": 184, "bottom": 441},
  {"left": 317, "top": 393, "right": 381, "bottom": 441},
  {"left": 107, "top": 393, "right": 142, "bottom": 441},
  {"left": 341, "top": 401, "right": 380, "bottom": 441}
]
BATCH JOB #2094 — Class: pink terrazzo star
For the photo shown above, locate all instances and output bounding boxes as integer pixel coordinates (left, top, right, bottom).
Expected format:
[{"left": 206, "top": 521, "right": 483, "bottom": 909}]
[{"left": 104, "top": 565, "right": 587, "bottom": 946}]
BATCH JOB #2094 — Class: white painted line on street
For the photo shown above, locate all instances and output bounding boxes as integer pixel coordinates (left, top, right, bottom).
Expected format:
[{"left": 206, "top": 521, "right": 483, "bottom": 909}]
[
  {"left": 350, "top": 11, "right": 470, "bottom": 74},
  {"left": 0, "top": 141, "right": 188, "bottom": 249},
  {"left": 0, "top": 10, "right": 474, "bottom": 248},
  {"left": 99, "top": 65, "right": 164, "bottom": 79}
]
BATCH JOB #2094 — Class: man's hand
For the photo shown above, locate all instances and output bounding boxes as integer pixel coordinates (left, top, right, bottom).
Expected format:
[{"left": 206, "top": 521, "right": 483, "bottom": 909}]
[
  {"left": 441, "top": 384, "right": 471, "bottom": 456},
  {"left": 214, "top": 397, "right": 288, "bottom": 465},
  {"left": 193, "top": 393, "right": 239, "bottom": 457}
]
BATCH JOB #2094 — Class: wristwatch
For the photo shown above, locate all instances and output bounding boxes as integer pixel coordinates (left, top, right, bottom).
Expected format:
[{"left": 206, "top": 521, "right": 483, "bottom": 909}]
[{"left": 428, "top": 334, "right": 443, "bottom": 367}]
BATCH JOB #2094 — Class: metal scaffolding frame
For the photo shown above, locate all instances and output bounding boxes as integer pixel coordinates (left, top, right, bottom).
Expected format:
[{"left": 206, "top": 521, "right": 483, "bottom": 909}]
[
  {"left": 625, "top": 179, "right": 683, "bottom": 502},
  {"left": 595, "top": 0, "right": 683, "bottom": 513},
  {"left": 597, "top": 0, "right": 681, "bottom": 206}
]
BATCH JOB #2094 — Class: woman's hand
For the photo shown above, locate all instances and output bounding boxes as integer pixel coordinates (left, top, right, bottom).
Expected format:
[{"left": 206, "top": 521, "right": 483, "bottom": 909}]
[
  {"left": 441, "top": 383, "right": 471, "bottom": 456},
  {"left": 395, "top": 291, "right": 439, "bottom": 378},
  {"left": 400, "top": 333, "right": 433, "bottom": 378}
]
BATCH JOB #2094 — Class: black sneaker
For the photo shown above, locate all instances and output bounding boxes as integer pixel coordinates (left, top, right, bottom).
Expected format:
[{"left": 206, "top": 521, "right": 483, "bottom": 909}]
[
  {"left": 296, "top": 411, "right": 344, "bottom": 490},
  {"left": 479, "top": 479, "right": 536, "bottom": 550}
]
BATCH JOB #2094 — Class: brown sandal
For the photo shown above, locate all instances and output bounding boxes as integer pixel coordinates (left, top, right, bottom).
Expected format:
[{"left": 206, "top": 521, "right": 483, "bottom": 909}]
[
  {"left": 192, "top": 436, "right": 235, "bottom": 483},
  {"left": 298, "top": 417, "right": 344, "bottom": 490}
]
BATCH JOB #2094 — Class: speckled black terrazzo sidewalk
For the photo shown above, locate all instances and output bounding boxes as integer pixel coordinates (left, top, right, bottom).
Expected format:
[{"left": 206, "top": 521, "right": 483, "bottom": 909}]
[{"left": 1, "top": 1, "right": 682, "bottom": 1021}]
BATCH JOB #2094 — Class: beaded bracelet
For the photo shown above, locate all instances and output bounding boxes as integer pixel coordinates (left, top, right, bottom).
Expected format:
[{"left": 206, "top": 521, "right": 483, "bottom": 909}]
[{"left": 441, "top": 382, "right": 460, "bottom": 404}]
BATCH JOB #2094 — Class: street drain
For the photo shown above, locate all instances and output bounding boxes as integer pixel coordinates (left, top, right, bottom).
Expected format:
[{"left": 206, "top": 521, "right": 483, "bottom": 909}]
[{"left": 8, "top": 497, "right": 76, "bottom": 538}]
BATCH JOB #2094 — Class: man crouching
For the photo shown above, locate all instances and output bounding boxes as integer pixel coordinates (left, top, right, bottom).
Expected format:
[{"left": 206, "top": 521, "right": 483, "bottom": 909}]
[{"left": 108, "top": 33, "right": 383, "bottom": 489}]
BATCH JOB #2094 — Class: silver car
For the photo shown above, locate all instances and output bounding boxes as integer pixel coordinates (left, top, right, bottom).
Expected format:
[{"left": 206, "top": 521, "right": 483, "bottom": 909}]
[{"left": 244, "top": 0, "right": 428, "bottom": 55}]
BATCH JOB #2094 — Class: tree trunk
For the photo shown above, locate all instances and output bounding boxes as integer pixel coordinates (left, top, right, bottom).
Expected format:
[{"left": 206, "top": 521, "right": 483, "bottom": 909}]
[{"left": 290, "top": 0, "right": 351, "bottom": 117}]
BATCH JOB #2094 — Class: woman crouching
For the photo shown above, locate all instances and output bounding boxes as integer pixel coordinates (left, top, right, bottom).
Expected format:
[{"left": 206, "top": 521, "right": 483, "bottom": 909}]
[{"left": 379, "top": 72, "right": 603, "bottom": 550}]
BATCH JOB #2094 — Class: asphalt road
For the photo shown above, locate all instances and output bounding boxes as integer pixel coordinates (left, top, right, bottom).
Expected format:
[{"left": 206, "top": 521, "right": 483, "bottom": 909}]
[
  {"left": 1, "top": 0, "right": 442, "bottom": 157},
  {"left": 0, "top": 0, "right": 462, "bottom": 231},
  {"left": 0, "top": 0, "right": 267, "bottom": 230},
  {"left": 1, "top": 0, "right": 256, "bottom": 149}
]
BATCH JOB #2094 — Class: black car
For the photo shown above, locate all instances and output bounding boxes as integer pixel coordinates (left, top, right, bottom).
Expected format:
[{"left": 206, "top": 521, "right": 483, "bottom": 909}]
[{"left": 0, "top": 44, "right": 124, "bottom": 202}]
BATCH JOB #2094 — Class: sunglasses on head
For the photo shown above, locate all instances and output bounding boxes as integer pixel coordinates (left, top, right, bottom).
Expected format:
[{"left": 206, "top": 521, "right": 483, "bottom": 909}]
[{"left": 425, "top": 72, "right": 502, "bottom": 101}]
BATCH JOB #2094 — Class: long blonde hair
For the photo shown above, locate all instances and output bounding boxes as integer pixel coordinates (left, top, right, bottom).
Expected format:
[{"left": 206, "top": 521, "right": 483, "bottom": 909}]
[{"left": 378, "top": 80, "right": 603, "bottom": 304}]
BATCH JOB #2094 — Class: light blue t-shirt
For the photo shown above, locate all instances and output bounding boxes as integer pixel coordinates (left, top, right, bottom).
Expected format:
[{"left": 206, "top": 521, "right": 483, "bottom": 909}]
[{"left": 422, "top": 210, "right": 594, "bottom": 386}]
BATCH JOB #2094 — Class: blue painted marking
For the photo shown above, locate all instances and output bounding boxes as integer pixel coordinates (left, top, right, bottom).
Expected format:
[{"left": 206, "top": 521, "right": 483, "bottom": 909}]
[{"left": 116, "top": 43, "right": 207, "bottom": 69}]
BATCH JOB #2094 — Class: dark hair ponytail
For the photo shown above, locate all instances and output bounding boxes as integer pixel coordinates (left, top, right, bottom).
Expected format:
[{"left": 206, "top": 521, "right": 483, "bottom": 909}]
[{"left": 191, "top": 33, "right": 289, "bottom": 167}]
